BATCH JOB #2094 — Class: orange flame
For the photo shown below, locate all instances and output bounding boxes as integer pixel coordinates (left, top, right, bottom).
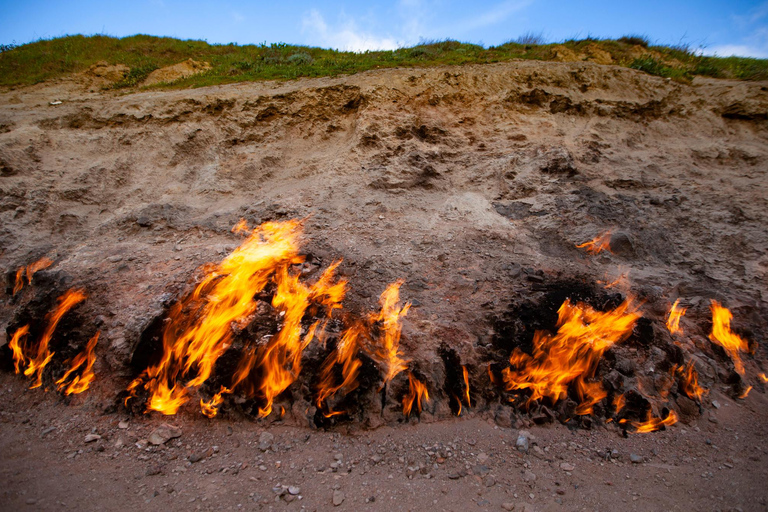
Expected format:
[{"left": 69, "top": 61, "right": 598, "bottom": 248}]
[
  {"left": 709, "top": 301, "right": 750, "bottom": 376},
  {"left": 677, "top": 361, "right": 706, "bottom": 401},
  {"left": 576, "top": 231, "right": 612, "bottom": 255},
  {"left": 666, "top": 299, "right": 686, "bottom": 335},
  {"left": 200, "top": 386, "right": 231, "bottom": 418},
  {"left": 316, "top": 323, "right": 363, "bottom": 417},
  {"left": 8, "top": 326, "right": 30, "bottom": 374},
  {"left": 13, "top": 257, "right": 53, "bottom": 295},
  {"left": 503, "top": 298, "right": 639, "bottom": 414},
  {"left": 632, "top": 410, "right": 678, "bottom": 433},
  {"left": 453, "top": 394, "right": 462, "bottom": 416},
  {"left": 24, "top": 289, "right": 87, "bottom": 389},
  {"left": 760, "top": 373, "right": 768, "bottom": 383},
  {"left": 55, "top": 331, "right": 99, "bottom": 395},
  {"left": 366, "top": 281, "right": 410, "bottom": 386},
  {"left": 462, "top": 365, "right": 471, "bottom": 408},
  {"left": 738, "top": 386, "right": 752, "bottom": 400},
  {"left": 613, "top": 393, "right": 625, "bottom": 414},
  {"left": 402, "top": 373, "right": 429, "bottom": 417}
]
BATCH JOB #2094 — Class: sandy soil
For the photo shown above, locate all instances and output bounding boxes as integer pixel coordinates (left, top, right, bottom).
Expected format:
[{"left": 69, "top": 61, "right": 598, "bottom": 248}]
[{"left": 0, "top": 60, "right": 767, "bottom": 510}]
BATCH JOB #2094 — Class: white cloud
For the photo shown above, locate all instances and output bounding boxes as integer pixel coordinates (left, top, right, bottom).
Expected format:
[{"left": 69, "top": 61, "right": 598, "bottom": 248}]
[
  {"left": 705, "top": 44, "right": 768, "bottom": 59},
  {"left": 462, "top": 0, "right": 533, "bottom": 32},
  {"left": 301, "top": 9, "right": 400, "bottom": 52}
]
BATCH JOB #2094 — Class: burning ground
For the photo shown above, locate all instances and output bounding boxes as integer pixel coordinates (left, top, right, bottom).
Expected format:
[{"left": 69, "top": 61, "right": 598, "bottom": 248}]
[{"left": 0, "top": 59, "right": 767, "bottom": 510}]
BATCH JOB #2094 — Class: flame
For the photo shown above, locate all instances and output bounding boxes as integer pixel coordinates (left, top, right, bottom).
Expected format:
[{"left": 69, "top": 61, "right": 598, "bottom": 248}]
[
  {"left": 55, "top": 331, "right": 99, "bottom": 395},
  {"left": 760, "top": 373, "right": 768, "bottom": 383},
  {"left": 632, "top": 410, "right": 678, "bottom": 433},
  {"left": 576, "top": 231, "right": 613, "bottom": 255},
  {"left": 666, "top": 299, "right": 686, "bottom": 335},
  {"left": 128, "top": 220, "right": 308, "bottom": 415},
  {"left": 13, "top": 257, "right": 53, "bottom": 295},
  {"left": 613, "top": 393, "right": 625, "bottom": 413},
  {"left": 453, "top": 395, "right": 462, "bottom": 416},
  {"left": 738, "top": 386, "right": 752, "bottom": 400},
  {"left": 677, "top": 361, "right": 706, "bottom": 401},
  {"left": 462, "top": 365, "right": 471, "bottom": 408},
  {"left": 24, "top": 289, "right": 87, "bottom": 389},
  {"left": 503, "top": 298, "right": 639, "bottom": 414},
  {"left": 402, "top": 373, "right": 429, "bottom": 417},
  {"left": 8, "top": 326, "right": 30, "bottom": 374},
  {"left": 316, "top": 323, "right": 363, "bottom": 417},
  {"left": 709, "top": 301, "right": 750, "bottom": 376},
  {"left": 200, "top": 386, "right": 231, "bottom": 418},
  {"left": 365, "top": 281, "right": 411, "bottom": 386}
]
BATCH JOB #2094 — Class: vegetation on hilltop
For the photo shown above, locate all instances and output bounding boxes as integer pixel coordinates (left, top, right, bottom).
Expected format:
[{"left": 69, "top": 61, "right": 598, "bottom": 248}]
[{"left": 0, "top": 34, "right": 766, "bottom": 89}]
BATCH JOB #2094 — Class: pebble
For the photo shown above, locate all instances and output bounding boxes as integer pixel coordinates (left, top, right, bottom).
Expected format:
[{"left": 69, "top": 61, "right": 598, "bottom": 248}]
[
  {"left": 332, "top": 490, "right": 345, "bottom": 506},
  {"left": 259, "top": 432, "right": 274, "bottom": 451},
  {"left": 630, "top": 454, "right": 643, "bottom": 464},
  {"left": 118, "top": 421, "right": 129, "bottom": 429},
  {"left": 522, "top": 470, "right": 537, "bottom": 483},
  {"left": 148, "top": 424, "right": 182, "bottom": 446},
  {"left": 477, "top": 452, "right": 489, "bottom": 463},
  {"left": 516, "top": 432, "right": 530, "bottom": 453},
  {"left": 288, "top": 486, "right": 300, "bottom": 495},
  {"left": 84, "top": 434, "right": 101, "bottom": 443},
  {"left": 560, "top": 463, "right": 575, "bottom": 472}
]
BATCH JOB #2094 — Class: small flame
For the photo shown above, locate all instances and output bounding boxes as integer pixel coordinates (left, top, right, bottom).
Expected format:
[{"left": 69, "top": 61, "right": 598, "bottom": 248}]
[
  {"left": 666, "top": 299, "right": 687, "bottom": 335},
  {"left": 738, "top": 386, "right": 752, "bottom": 400},
  {"left": 677, "top": 361, "right": 706, "bottom": 401},
  {"left": 760, "top": 373, "right": 768, "bottom": 383},
  {"left": 402, "top": 373, "right": 429, "bottom": 417},
  {"left": 613, "top": 393, "right": 625, "bottom": 414},
  {"left": 24, "top": 289, "right": 87, "bottom": 389},
  {"left": 709, "top": 301, "right": 750, "bottom": 376},
  {"left": 462, "top": 365, "right": 471, "bottom": 408},
  {"left": 366, "top": 281, "right": 411, "bottom": 386},
  {"left": 316, "top": 324, "right": 363, "bottom": 417},
  {"left": 576, "top": 231, "right": 613, "bottom": 255},
  {"left": 632, "top": 410, "right": 678, "bottom": 433},
  {"left": 502, "top": 298, "right": 639, "bottom": 414},
  {"left": 453, "top": 395, "right": 462, "bottom": 416},
  {"left": 8, "top": 326, "right": 30, "bottom": 374},
  {"left": 13, "top": 257, "right": 53, "bottom": 295},
  {"left": 55, "top": 331, "right": 99, "bottom": 395},
  {"left": 200, "top": 386, "right": 230, "bottom": 418}
]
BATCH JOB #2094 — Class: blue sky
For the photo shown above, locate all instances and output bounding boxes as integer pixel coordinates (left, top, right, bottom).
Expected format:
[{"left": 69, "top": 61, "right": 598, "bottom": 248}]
[{"left": 1, "top": 0, "right": 767, "bottom": 57}]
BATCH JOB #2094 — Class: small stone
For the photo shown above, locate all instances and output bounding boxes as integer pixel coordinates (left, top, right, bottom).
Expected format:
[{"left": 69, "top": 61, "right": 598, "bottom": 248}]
[
  {"left": 84, "top": 434, "right": 101, "bottom": 443},
  {"left": 118, "top": 421, "right": 129, "bottom": 429},
  {"left": 332, "top": 490, "right": 345, "bottom": 506},
  {"left": 712, "top": 400, "right": 720, "bottom": 409},
  {"left": 484, "top": 475, "right": 496, "bottom": 487},
  {"left": 560, "top": 463, "right": 575, "bottom": 472},
  {"left": 630, "top": 454, "right": 643, "bottom": 464},
  {"left": 148, "top": 424, "right": 181, "bottom": 446},
  {"left": 516, "top": 432, "right": 530, "bottom": 453},
  {"left": 522, "top": 470, "right": 537, "bottom": 483},
  {"left": 259, "top": 432, "right": 274, "bottom": 451},
  {"left": 406, "top": 466, "right": 419, "bottom": 478},
  {"left": 41, "top": 426, "right": 57, "bottom": 437},
  {"left": 288, "top": 486, "right": 300, "bottom": 496},
  {"left": 25, "top": 499, "right": 37, "bottom": 505},
  {"left": 114, "top": 438, "right": 125, "bottom": 449},
  {"left": 146, "top": 464, "right": 162, "bottom": 476},
  {"left": 371, "top": 455, "right": 383, "bottom": 464},
  {"left": 107, "top": 255, "right": 123, "bottom": 263},
  {"left": 477, "top": 452, "right": 489, "bottom": 463}
]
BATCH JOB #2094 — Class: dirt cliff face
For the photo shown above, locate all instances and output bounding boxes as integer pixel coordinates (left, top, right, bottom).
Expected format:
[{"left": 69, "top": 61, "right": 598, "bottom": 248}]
[{"left": 0, "top": 60, "right": 766, "bottom": 424}]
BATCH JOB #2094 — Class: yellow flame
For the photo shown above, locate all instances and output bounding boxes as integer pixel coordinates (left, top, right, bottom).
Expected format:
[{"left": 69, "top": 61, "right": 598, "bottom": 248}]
[
  {"left": 576, "top": 231, "right": 613, "bottom": 255},
  {"left": 503, "top": 298, "right": 639, "bottom": 414},
  {"left": 462, "top": 365, "right": 471, "bottom": 408},
  {"left": 402, "top": 373, "right": 429, "bottom": 417},
  {"left": 666, "top": 299, "right": 686, "bottom": 335},
  {"left": 677, "top": 361, "right": 706, "bottom": 401},
  {"left": 709, "top": 301, "right": 750, "bottom": 376},
  {"left": 316, "top": 323, "right": 363, "bottom": 417},
  {"left": 25, "top": 289, "right": 87, "bottom": 389},
  {"left": 13, "top": 257, "right": 53, "bottom": 295},
  {"left": 8, "top": 326, "right": 30, "bottom": 374},
  {"left": 366, "top": 281, "right": 410, "bottom": 386},
  {"left": 632, "top": 410, "right": 678, "bottom": 433},
  {"left": 200, "top": 386, "right": 231, "bottom": 418},
  {"left": 55, "top": 331, "right": 99, "bottom": 395},
  {"left": 738, "top": 386, "right": 752, "bottom": 400}
]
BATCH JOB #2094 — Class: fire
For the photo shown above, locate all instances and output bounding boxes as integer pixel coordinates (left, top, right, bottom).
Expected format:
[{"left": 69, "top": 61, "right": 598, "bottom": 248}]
[
  {"left": 462, "top": 365, "right": 471, "bottom": 407},
  {"left": 632, "top": 410, "right": 678, "bottom": 433},
  {"left": 24, "top": 289, "right": 87, "bottom": 389},
  {"left": 666, "top": 299, "right": 686, "bottom": 335},
  {"left": 316, "top": 324, "right": 363, "bottom": 417},
  {"left": 200, "top": 386, "right": 230, "bottom": 418},
  {"left": 503, "top": 298, "right": 639, "bottom": 414},
  {"left": 576, "top": 231, "right": 612, "bottom": 255},
  {"left": 738, "top": 386, "right": 752, "bottom": 400},
  {"left": 613, "top": 393, "right": 625, "bottom": 414},
  {"left": 677, "top": 361, "right": 706, "bottom": 401},
  {"left": 760, "top": 373, "right": 768, "bottom": 383},
  {"left": 709, "top": 301, "right": 750, "bottom": 376},
  {"left": 402, "top": 373, "right": 429, "bottom": 417},
  {"left": 128, "top": 220, "right": 308, "bottom": 415},
  {"left": 366, "top": 281, "right": 410, "bottom": 386},
  {"left": 13, "top": 257, "right": 53, "bottom": 295},
  {"left": 8, "top": 326, "right": 30, "bottom": 374},
  {"left": 55, "top": 331, "right": 99, "bottom": 395}
]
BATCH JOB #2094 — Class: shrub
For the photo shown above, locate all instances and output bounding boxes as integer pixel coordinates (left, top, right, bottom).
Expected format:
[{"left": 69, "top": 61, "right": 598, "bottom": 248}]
[
  {"left": 618, "top": 35, "right": 650, "bottom": 47},
  {"left": 287, "top": 52, "right": 313, "bottom": 65},
  {"left": 515, "top": 32, "right": 546, "bottom": 45}
]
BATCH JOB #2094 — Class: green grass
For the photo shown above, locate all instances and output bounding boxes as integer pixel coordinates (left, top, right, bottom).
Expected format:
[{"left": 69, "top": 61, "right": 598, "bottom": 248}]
[{"left": 0, "top": 34, "right": 766, "bottom": 90}]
